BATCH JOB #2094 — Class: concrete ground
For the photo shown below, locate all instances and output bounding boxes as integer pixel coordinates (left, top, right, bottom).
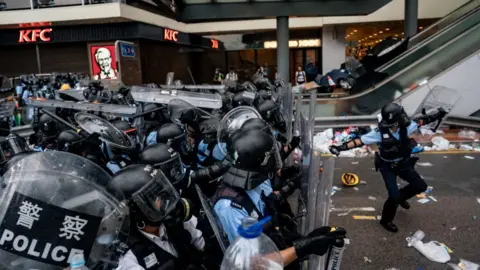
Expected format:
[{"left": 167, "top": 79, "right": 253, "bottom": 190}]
[{"left": 326, "top": 153, "right": 480, "bottom": 270}]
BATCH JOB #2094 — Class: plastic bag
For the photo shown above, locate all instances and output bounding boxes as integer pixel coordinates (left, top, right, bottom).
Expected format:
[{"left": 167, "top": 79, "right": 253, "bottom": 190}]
[
  {"left": 432, "top": 136, "right": 449, "bottom": 150},
  {"left": 458, "top": 129, "right": 477, "bottom": 139}
]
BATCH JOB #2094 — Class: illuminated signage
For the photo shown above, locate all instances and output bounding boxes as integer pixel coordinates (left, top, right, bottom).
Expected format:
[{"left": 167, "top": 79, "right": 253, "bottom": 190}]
[
  {"left": 264, "top": 39, "right": 321, "bottom": 49},
  {"left": 164, "top": 28, "right": 178, "bottom": 42},
  {"left": 211, "top": 39, "right": 219, "bottom": 49},
  {"left": 18, "top": 28, "right": 53, "bottom": 43}
]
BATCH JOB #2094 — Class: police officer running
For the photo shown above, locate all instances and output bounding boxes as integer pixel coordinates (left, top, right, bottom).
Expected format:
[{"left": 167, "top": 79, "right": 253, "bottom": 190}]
[
  {"left": 330, "top": 103, "right": 447, "bottom": 232},
  {"left": 110, "top": 164, "right": 206, "bottom": 270}
]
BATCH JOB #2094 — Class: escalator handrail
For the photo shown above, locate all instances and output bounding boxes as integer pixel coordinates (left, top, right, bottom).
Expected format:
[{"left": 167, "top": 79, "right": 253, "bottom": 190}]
[
  {"left": 312, "top": 22, "right": 480, "bottom": 102},
  {"left": 375, "top": 0, "right": 480, "bottom": 72}
]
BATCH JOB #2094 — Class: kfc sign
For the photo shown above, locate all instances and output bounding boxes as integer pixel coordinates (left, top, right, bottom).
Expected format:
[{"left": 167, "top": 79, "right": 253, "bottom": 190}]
[
  {"left": 18, "top": 28, "right": 53, "bottom": 43},
  {"left": 164, "top": 29, "right": 178, "bottom": 42},
  {"left": 211, "top": 39, "right": 219, "bottom": 49}
]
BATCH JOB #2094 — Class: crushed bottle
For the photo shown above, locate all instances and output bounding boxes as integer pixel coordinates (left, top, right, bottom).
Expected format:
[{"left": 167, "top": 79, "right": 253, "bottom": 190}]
[{"left": 406, "top": 230, "right": 450, "bottom": 263}]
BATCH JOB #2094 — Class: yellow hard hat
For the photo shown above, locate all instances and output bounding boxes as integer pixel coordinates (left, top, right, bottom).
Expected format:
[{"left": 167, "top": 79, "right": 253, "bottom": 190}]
[
  {"left": 60, "top": 83, "right": 71, "bottom": 91},
  {"left": 341, "top": 173, "right": 359, "bottom": 187}
]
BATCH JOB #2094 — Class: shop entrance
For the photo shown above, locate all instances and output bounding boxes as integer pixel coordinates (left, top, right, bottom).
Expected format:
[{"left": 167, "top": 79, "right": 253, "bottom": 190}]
[{"left": 290, "top": 48, "right": 320, "bottom": 84}]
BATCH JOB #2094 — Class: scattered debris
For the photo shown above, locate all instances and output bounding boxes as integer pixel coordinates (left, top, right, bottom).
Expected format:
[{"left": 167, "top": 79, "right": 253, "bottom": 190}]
[
  {"left": 368, "top": 196, "right": 376, "bottom": 201},
  {"left": 444, "top": 156, "right": 448, "bottom": 158},
  {"left": 417, "top": 193, "right": 427, "bottom": 199},
  {"left": 418, "top": 198, "right": 430, "bottom": 204},
  {"left": 385, "top": 268, "right": 400, "bottom": 270},
  {"left": 360, "top": 180, "right": 367, "bottom": 185},
  {"left": 364, "top": 256, "right": 372, "bottom": 263},
  {"left": 450, "top": 227, "right": 456, "bottom": 231},
  {"left": 377, "top": 215, "right": 382, "bottom": 220},
  {"left": 352, "top": 161, "right": 359, "bottom": 165},
  {"left": 432, "top": 136, "right": 450, "bottom": 151},
  {"left": 337, "top": 212, "right": 349, "bottom": 217},
  {"left": 473, "top": 216, "right": 478, "bottom": 221},
  {"left": 464, "top": 156, "right": 475, "bottom": 160},
  {"left": 440, "top": 243, "right": 453, "bottom": 254},
  {"left": 354, "top": 187, "right": 359, "bottom": 191},
  {"left": 448, "top": 259, "right": 480, "bottom": 270},
  {"left": 417, "top": 162, "right": 433, "bottom": 167},
  {"left": 426, "top": 186, "right": 434, "bottom": 195},
  {"left": 331, "top": 207, "right": 375, "bottom": 214},
  {"left": 460, "top": 144, "right": 474, "bottom": 151},
  {"left": 344, "top": 239, "right": 351, "bottom": 245},
  {"left": 406, "top": 230, "right": 451, "bottom": 263},
  {"left": 458, "top": 129, "right": 477, "bottom": 140},
  {"left": 429, "top": 196, "right": 438, "bottom": 202},
  {"left": 382, "top": 237, "right": 387, "bottom": 241},
  {"left": 353, "top": 215, "right": 377, "bottom": 220}
]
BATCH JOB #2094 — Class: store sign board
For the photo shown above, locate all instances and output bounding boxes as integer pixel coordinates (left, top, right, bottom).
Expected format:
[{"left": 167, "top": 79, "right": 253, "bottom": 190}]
[
  {"left": 18, "top": 28, "right": 53, "bottom": 43},
  {"left": 120, "top": 43, "right": 135, "bottom": 58}
]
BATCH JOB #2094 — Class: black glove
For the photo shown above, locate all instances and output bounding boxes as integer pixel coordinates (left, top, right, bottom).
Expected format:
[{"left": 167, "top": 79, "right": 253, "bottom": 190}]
[
  {"left": 293, "top": 227, "right": 346, "bottom": 259},
  {"left": 289, "top": 136, "right": 301, "bottom": 149},
  {"left": 329, "top": 145, "right": 341, "bottom": 156}
]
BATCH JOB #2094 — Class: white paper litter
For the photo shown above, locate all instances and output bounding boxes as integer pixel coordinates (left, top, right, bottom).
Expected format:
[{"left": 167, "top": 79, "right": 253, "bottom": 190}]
[
  {"left": 420, "top": 126, "right": 435, "bottom": 135},
  {"left": 354, "top": 187, "right": 359, "bottom": 191},
  {"left": 417, "top": 162, "right": 433, "bottom": 167},
  {"left": 418, "top": 198, "right": 430, "bottom": 204},
  {"left": 460, "top": 144, "right": 474, "bottom": 151},
  {"left": 352, "top": 161, "right": 359, "bottom": 164},
  {"left": 368, "top": 196, "right": 376, "bottom": 201},
  {"left": 429, "top": 196, "right": 438, "bottom": 202},
  {"left": 364, "top": 256, "right": 372, "bottom": 263},
  {"left": 344, "top": 238, "right": 351, "bottom": 245},
  {"left": 360, "top": 180, "right": 367, "bottom": 185},
  {"left": 464, "top": 156, "right": 475, "bottom": 160},
  {"left": 432, "top": 136, "right": 450, "bottom": 150},
  {"left": 451, "top": 227, "right": 457, "bottom": 231},
  {"left": 476, "top": 198, "right": 480, "bottom": 204}
]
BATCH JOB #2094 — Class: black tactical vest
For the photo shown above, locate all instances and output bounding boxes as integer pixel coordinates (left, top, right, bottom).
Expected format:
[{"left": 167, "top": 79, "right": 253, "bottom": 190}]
[
  {"left": 378, "top": 126, "right": 412, "bottom": 161},
  {"left": 128, "top": 232, "right": 178, "bottom": 270}
]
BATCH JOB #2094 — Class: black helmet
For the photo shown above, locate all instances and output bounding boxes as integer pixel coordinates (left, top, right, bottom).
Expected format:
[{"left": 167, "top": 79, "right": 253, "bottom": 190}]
[
  {"left": 113, "top": 120, "right": 133, "bottom": 132},
  {"left": 198, "top": 117, "right": 220, "bottom": 143},
  {"left": 57, "top": 130, "right": 83, "bottom": 151},
  {"left": 138, "top": 143, "right": 186, "bottom": 189},
  {"left": 380, "top": 103, "right": 411, "bottom": 127},
  {"left": 39, "top": 113, "right": 59, "bottom": 138},
  {"left": 232, "top": 91, "right": 256, "bottom": 108},
  {"left": 257, "top": 100, "right": 287, "bottom": 133},
  {"left": 241, "top": 118, "right": 269, "bottom": 131},
  {"left": 156, "top": 123, "right": 193, "bottom": 155},
  {"left": 227, "top": 129, "right": 277, "bottom": 174},
  {"left": 108, "top": 164, "right": 185, "bottom": 227}
]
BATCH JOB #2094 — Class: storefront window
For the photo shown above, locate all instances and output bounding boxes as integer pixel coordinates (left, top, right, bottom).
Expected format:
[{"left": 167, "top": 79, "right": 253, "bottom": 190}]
[
  {"left": 256, "top": 49, "right": 276, "bottom": 79},
  {"left": 227, "top": 50, "right": 255, "bottom": 80}
]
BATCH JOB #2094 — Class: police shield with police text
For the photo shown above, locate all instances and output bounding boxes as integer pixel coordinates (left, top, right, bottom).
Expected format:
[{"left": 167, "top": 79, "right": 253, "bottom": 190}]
[
  {"left": 0, "top": 151, "right": 129, "bottom": 269},
  {"left": 330, "top": 103, "right": 448, "bottom": 232}
]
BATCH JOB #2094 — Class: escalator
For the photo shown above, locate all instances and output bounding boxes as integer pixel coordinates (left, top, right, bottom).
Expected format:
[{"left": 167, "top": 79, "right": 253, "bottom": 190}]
[{"left": 306, "top": 0, "right": 480, "bottom": 116}]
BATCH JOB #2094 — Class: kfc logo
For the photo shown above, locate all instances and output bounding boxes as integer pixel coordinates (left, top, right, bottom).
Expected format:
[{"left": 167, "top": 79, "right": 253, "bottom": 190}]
[
  {"left": 18, "top": 28, "right": 52, "bottom": 43},
  {"left": 164, "top": 29, "right": 178, "bottom": 42},
  {"left": 211, "top": 39, "right": 219, "bottom": 49},
  {"left": 89, "top": 45, "right": 118, "bottom": 80}
]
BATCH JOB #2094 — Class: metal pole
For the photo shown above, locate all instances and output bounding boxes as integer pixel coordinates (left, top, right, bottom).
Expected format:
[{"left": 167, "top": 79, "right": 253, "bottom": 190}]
[
  {"left": 30, "top": 0, "right": 34, "bottom": 9},
  {"left": 276, "top": 16, "right": 290, "bottom": 84},
  {"left": 35, "top": 45, "right": 42, "bottom": 74},
  {"left": 404, "top": 0, "right": 419, "bottom": 38}
]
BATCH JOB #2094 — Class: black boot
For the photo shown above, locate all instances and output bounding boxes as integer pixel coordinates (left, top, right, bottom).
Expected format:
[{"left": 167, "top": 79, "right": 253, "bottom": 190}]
[
  {"left": 399, "top": 200, "right": 410, "bottom": 209},
  {"left": 380, "top": 198, "right": 399, "bottom": 233},
  {"left": 380, "top": 221, "right": 398, "bottom": 233}
]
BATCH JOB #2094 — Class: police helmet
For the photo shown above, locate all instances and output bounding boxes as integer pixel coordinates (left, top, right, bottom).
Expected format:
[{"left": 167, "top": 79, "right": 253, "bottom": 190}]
[
  {"left": 232, "top": 91, "right": 256, "bottom": 108},
  {"left": 138, "top": 143, "right": 186, "bottom": 189},
  {"left": 39, "top": 113, "right": 59, "bottom": 137},
  {"left": 199, "top": 117, "right": 220, "bottom": 144},
  {"left": 257, "top": 100, "right": 287, "bottom": 133},
  {"left": 380, "top": 103, "right": 411, "bottom": 127},
  {"left": 56, "top": 130, "right": 83, "bottom": 151},
  {"left": 156, "top": 123, "right": 192, "bottom": 156}
]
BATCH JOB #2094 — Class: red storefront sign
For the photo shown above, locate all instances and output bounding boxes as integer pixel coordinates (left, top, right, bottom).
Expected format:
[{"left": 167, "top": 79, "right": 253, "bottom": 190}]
[
  {"left": 18, "top": 28, "right": 53, "bottom": 43},
  {"left": 164, "top": 28, "right": 178, "bottom": 42},
  {"left": 211, "top": 39, "right": 219, "bottom": 49}
]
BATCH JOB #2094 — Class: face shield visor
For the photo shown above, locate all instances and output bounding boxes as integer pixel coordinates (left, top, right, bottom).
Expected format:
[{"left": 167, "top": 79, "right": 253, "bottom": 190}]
[
  {"left": 131, "top": 170, "right": 180, "bottom": 223},
  {"left": 151, "top": 153, "right": 186, "bottom": 186},
  {"left": 218, "top": 106, "right": 283, "bottom": 170}
]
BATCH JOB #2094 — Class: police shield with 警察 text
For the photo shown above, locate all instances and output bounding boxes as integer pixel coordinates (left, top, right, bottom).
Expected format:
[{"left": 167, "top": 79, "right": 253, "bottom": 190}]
[
  {"left": 0, "top": 151, "right": 129, "bottom": 269},
  {"left": 330, "top": 103, "right": 448, "bottom": 232}
]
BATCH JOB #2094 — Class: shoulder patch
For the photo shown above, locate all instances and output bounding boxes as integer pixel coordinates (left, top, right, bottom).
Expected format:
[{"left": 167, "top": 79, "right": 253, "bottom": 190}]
[{"left": 231, "top": 201, "right": 243, "bottom": 210}]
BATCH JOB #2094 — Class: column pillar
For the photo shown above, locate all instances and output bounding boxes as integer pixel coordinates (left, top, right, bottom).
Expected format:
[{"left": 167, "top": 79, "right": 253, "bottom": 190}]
[
  {"left": 404, "top": 0, "right": 419, "bottom": 38},
  {"left": 276, "top": 16, "right": 290, "bottom": 84}
]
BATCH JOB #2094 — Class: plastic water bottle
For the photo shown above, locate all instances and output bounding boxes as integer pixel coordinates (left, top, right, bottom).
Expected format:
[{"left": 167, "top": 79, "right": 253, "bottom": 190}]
[
  {"left": 70, "top": 253, "right": 89, "bottom": 270},
  {"left": 221, "top": 216, "right": 283, "bottom": 270},
  {"left": 406, "top": 230, "right": 450, "bottom": 263}
]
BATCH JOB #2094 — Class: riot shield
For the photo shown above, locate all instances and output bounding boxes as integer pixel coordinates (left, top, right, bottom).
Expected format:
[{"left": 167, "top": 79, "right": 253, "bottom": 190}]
[
  {"left": 56, "top": 89, "right": 86, "bottom": 102},
  {"left": 75, "top": 112, "right": 136, "bottom": 150},
  {"left": 130, "top": 86, "right": 223, "bottom": 109},
  {"left": 194, "top": 184, "right": 228, "bottom": 253},
  {"left": 0, "top": 151, "right": 130, "bottom": 269},
  {"left": 26, "top": 99, "right": 136, "bottom": 117},
  {"left": 168, "top": 98, "right": 213, "bottom": 125},
  {"left": 412, "top": 85, "right": 461, "bottom": 131}
]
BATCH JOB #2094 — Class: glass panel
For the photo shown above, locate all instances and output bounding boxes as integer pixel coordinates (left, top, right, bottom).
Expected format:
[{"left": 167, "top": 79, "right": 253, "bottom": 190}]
[
  {"left": 409, "top": 0, "right": 480, "bottom": 48},
  {"left": 2, "top": 0, "right": 31, "bottom": 9},
  {"left": 381, "top": 10, "right": 480, "bottom": 76},
  {"left": 257, "top": 49, "right": 276, "bottom": 79},
  {"left": 311, "top": 22, "right": 480, "bottom": 117},
  {"left": 227, "top": 50, "right": 255, "bottom": 80}
]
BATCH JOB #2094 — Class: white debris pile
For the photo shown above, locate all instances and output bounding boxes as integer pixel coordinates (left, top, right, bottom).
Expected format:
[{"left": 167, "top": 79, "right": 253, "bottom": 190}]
[{"left": 313, "top": 127, "right": 373, "bottom": 156}]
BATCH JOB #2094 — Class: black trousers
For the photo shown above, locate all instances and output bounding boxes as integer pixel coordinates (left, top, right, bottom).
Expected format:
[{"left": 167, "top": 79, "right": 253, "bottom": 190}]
[{"left": 378, "top": 158, "right": 428, "bottom": 223}]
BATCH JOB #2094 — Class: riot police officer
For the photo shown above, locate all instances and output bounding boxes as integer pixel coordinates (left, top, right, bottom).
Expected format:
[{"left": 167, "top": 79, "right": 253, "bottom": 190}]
[
  {"left": 110, "top": 164, "right": 206, "bottom": 270},
  {"left": 212, "top": 107, "right": 343, "bottom": 267},
  {"left": 330, "top": 103, "right": 447, "bottom": 232}
]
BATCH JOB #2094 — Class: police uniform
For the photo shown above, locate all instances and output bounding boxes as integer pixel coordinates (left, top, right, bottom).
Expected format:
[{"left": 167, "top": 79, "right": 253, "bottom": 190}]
[
  {"left": 196, "top": 141, "right": 225, "bottom": 168},
  {"left": 116, "top": 216, "right": 205, "bottom": 270},
  {"left": 360, "top": 121, "right": 427, "bottom": 227},
  {"left": 213, "top": 179, "right": 272, "bottom": 242}
]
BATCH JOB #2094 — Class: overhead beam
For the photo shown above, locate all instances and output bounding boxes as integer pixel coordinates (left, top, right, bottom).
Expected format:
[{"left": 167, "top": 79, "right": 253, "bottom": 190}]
[{"left": 178, "top": 0, "right": 392, "bottom": 22}]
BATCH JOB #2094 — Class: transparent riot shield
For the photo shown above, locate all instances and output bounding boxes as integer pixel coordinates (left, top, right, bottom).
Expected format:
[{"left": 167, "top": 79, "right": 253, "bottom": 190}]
[
  {"left": 75, "top": 112, "right": 136, "bottom": 150},
  {"left": 130, "top": 86, "right": 223, "bottom": 109},
  {"left": 194, "top": 184, "right": 228, "bottom": 253},
  {"left": 168, "top": 98, "right": 213, "bottom": 125},
  {"left": 26, "top": 99, "right": 136, "bottom": 117},
  {"left": 0, "top": 152, "right": 130, "bottom": 270},
  {"left": 412, "top": 85, "right": 461, "bottom": 131}
]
